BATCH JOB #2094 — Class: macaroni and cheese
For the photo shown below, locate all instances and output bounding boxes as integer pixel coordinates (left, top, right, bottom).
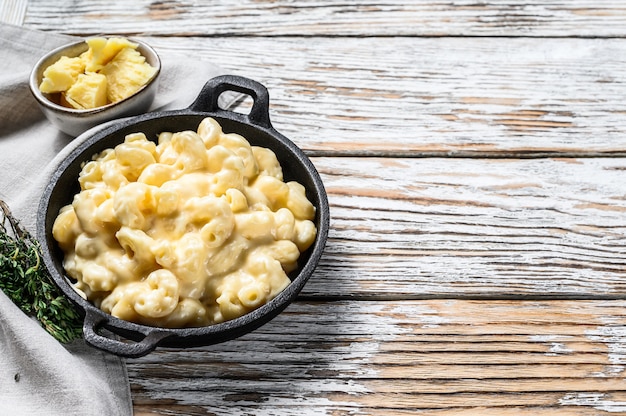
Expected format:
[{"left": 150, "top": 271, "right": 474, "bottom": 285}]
[{"left": 52, "top": 117, "right": 317, "bottom": 328}]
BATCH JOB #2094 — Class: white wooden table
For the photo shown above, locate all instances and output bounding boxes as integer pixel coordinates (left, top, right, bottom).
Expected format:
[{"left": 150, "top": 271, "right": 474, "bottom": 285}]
[{"left": 6, "top": 1, "right": 626, "bottom": 414}]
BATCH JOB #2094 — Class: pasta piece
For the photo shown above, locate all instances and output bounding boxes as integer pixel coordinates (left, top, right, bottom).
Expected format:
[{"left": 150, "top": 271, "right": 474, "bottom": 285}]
[
  {"left": 124, "top": 132, "right": 157, "bottom": 156},
  {"left": 286, "top": 181, "right": 316, "bottom": 220},
  {"left": 52, "top": 206, "right": 81, "bottom": 250},
  {"left": 163, "top": 298, "right": 209, "bottom": 327},
  {"left": 273, "top": 208, "right": 295, "bottom": 241},
  {"left": 204, "top": 234, "right": 249, "bottom": 277},
  {"left": 255, "top": 240, "right": 300, "bottom": 273},
  {"left": 100, "top": 286, "right": 139, "bottom": 322},
  {"left": 237, "top": 281, "right": 269, "bottom": 309},
  {"left": 294, "top": 220, "right": 317, "bottom": 252},
  {"left": 161, "top": 172, "right": 212, "bottom": 202},
  {"left": 252, "top": 175, "right": 290, "bottom": 211},
  {"left": 170, "top": 130, "right": 208, "bottom": 172},
  {"left": 234, "top": 211, "right": 275, "bottom": 241},
  {"left": 113, "top": 184, "right": 150, "bottom": 229},
  {"left": 225, "top": 188, "right": 248, "bottom": 213},
  {"left": 211, "top": 168, "right": 244, "bottom": 196},
  {"left": 74, "top": 233, "right": 103, "bottom": 259},
  {"left": 183, "top": 195, "right": 232, "bottom": 224},
  {"left": 171, "top": 233, "right": 208, "bottom": 299},
  {"left": 72, "top": 188, "right": 112, "bottom": 234},
  {"left": 200, "top": 219, "right": 233, "bottom": 249},
  {"left": 80, "top": 260, "right": 117, "bottom": 292},
  {"left": 115, "top": 142, "right": 156, "bottom": 181},
  {"left": 242, "top": 185, "right": 271, "bottom": 210},
  {"left": 245, "top": 255, "right": 290, "bottom": 298},
  {"left": 94, "top": 198, "right": 116, "bottom": 225},
  {"left": 137, "top": 163, "right": 178, "bottom": 186},
  {"left": 101, "top": 159, "right": 129, "bottom": 190},
  {"left": 134, "top": 269, "right": 180, "bottom": 318},
  {"left": 216, "top": 290, "right": 246, "bottom": 322},
  {"left": 157, "top": 131, "right": 173, "bottom": 145},
  {"left": 78, "top": 160, "right": 104, "bottom": 189},
  {"left": 100, "top": 249, "right": 140, "bottom": 284},
  {"left": 157, "top": 138, "right": 179, "bottom": 166},
  {"left": 206, "top": 145, "right": 240, "bottom": 173},
  {"left": 252, "top": 146, "right": 283, "bottom": 180},
  {"left": 197, "top": 117, "right": 222, "bottom": 148},
  {"left": 115, "top": 226, "right": 158, "bottom": 267},
  {"left": 152, "top": 187, "right": 179, "bottom": 216},
  {"left": 219, "top": 133, "right": 258, "bottom": 179}
]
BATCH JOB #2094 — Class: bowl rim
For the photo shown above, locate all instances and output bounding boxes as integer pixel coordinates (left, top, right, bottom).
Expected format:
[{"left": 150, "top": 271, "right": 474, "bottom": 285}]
[{"left": 29, "top": 37, "right": 161, "bottom": 115}]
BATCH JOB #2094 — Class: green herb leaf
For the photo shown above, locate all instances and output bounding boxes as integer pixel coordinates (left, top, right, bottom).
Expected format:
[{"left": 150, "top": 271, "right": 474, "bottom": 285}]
[{"left": 0, "top": 200, "right": 82, "bottom": 343}]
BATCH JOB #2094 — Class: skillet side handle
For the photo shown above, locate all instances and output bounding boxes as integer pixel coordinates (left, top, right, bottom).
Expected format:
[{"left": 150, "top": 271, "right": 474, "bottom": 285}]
[
  {"left": 189, "top": 75, "right": 272, "bottom": 129},
  {"left": 83, "top": 310, "right": 172, "bottom": 359}
]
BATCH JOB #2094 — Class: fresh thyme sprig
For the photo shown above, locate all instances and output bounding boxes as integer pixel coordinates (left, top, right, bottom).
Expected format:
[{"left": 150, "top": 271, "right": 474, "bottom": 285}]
[{"left": 0, "top": 200, "right": 82, "bottom": 343}]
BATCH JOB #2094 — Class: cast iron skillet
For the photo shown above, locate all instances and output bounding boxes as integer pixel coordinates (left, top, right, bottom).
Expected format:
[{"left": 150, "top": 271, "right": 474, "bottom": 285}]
[{"left": 37, "top": 75, "right": 330, "bottom": 358}]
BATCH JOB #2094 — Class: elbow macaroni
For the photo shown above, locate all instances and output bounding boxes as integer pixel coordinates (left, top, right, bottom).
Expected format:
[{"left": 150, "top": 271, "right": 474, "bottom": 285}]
[{"left": 53, "top": 117, "right": 317, "bottom": 328}]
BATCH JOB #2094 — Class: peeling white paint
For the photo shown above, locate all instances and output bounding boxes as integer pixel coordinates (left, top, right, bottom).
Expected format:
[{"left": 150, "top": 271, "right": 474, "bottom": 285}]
[
  {"left": 0, "top": 0, "right": 26, "bottom": 25},
  {"left": 529, "top": 335, "right": 574, "bottom": 356},
  {"left": 560, "top": 393, "right": 626, "bottom": 413},
  {"left": 590, "top": 365, "right": 626, "bottom": 378},
  {"left": 587, "top": 324, "right": 626, "bottom": 367},
  {"left": 547, "top": 342, "right": 573, "bottom": 355},
  {"left": 558, "top": 322, "right": 626, "bottom": 411},
  {"left": 386, "top": 302, "right": 453, "bottom": 329}
]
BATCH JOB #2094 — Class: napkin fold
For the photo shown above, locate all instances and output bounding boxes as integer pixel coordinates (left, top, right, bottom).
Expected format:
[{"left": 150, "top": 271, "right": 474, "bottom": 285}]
[{"left": 0, "top": 23, "right": 239, "bottom": 416}]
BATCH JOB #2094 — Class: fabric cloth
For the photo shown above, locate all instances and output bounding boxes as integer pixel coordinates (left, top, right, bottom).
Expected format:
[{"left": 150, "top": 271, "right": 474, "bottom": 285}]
[{"left": 0, "top": 23, "right": 238, "bottom": 416}]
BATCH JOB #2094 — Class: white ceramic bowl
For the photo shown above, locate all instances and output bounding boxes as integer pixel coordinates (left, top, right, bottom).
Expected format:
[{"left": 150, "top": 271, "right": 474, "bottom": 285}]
[{"left": 29, "top": 38, "right": 161, "bottom": 137}]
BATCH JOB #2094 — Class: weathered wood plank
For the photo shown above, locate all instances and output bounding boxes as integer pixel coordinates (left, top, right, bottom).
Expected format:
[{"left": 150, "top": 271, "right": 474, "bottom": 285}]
[
  {"left": 0, "top": 0, "right": 26, "bottom": 25},
  {"left": 22, "top": 0, "right": 626, "bottom": 37},
  {"left": 19, "top": 4, "right": 626, "bottom": 416},
  {"left": 18, "top": 32, "right": 626, "bottom": 155},
  {"left": 128, "top": 299, "right": 626, "bottom": 415},
  {"left": 142, "top": 36, "right": 626, "bottom": 156},
  {"left": 305, "top": 156, "right": 626, "bottom": 298}
]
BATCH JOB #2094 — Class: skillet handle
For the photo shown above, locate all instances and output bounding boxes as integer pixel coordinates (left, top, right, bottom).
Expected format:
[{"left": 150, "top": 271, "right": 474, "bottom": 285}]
[
  {"left": 189, "top": 75, "right": 272, "bottom": 129},
  {"left": 83, "top": 310, "right": 172, "bottom": 358}
]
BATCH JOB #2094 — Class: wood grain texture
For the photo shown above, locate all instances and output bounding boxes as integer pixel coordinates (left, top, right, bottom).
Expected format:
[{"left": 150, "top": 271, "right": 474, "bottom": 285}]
[
  {"left": 22, "top": 1, "right": 626, "bottom": 37},
  {"left": 306, "top": 156, "right": 626, "bottom": 298},
  {"left": 141, "top": 36, "right": 626, "bottom": 156},
  {"left": 0, "top": 0, "right": 26, "bottom": 25},
  {"left": 128, "top": 299, "right": 626, "bottom": 415},
  {"left": 18, "top": 1, "right": 626, "bottom": 414}
]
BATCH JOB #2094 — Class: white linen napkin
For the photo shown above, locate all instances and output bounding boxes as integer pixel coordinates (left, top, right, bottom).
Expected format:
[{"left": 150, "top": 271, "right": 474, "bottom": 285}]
[{"left": 0, "top": 23, "right": 239, "bottom": 416}]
